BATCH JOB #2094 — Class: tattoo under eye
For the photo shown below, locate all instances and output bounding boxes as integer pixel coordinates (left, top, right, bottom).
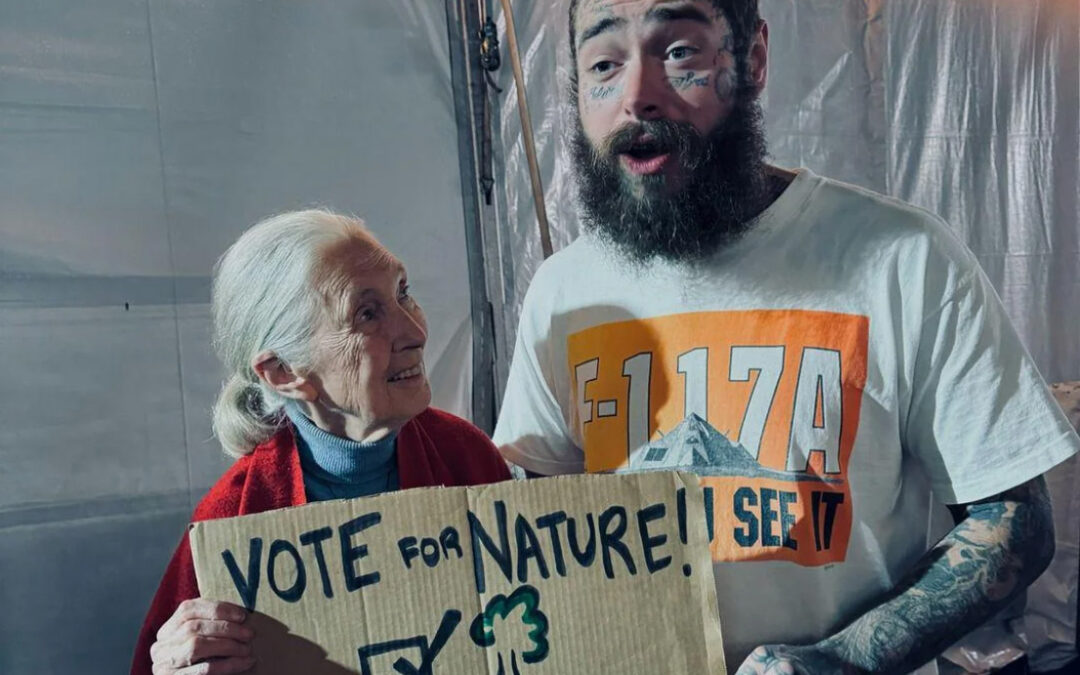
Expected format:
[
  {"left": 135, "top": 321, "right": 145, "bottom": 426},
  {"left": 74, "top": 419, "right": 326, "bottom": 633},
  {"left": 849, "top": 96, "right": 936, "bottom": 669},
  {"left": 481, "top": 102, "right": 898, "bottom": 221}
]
[
  {"left": 584, "top": 82, "right": 622, "bottom": 107},
  {"left": 668, "top": 71, "right": 710, "bottom": 91}
]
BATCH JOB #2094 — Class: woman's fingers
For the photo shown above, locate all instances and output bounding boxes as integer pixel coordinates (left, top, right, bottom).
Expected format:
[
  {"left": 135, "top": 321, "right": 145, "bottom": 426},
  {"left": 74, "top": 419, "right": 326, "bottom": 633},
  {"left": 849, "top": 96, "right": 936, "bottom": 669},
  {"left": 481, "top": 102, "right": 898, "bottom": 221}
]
[
  {"left": 185, "top": 635, "right": 254, "bottom": 663},
  {"left": 152, "top": 636, "right": 254, "bottom": 673},
  {"left": 172, "top": 656, "right": 258, "bottom": 675},
  {"left": 151, "top": 599, "right": 255, "bottom": 675},
  {"left": 182, "top": 619, "right": 255, "bottom": 643},
  {"left": 157, "top": 599, "right": 248, "bottom": 640}
]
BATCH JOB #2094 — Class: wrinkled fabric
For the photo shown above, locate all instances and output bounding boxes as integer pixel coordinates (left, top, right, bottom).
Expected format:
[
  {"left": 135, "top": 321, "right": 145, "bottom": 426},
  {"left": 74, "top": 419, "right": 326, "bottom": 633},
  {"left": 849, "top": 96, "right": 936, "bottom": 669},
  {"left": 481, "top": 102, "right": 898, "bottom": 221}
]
[{"left": 1, "top": 2, "right": 478, "bottom": 673}]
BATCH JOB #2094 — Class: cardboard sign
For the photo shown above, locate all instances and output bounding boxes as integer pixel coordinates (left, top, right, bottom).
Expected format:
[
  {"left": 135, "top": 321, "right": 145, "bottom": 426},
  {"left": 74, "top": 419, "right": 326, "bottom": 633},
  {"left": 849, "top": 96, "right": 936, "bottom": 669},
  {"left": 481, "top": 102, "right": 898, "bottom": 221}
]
[{"left": 190, "top": 472, "right": 726, "bottom": 674}]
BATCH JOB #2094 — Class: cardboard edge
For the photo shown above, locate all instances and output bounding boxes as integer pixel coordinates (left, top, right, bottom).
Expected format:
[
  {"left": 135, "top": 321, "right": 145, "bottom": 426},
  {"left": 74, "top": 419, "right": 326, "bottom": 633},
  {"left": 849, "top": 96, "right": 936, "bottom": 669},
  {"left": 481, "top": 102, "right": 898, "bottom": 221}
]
[
  {"left": 188, "top": 522, "right": 206, "bottom": 596},
  {"left": 672, "top": 471, "right": 728, "bottom": 675}
]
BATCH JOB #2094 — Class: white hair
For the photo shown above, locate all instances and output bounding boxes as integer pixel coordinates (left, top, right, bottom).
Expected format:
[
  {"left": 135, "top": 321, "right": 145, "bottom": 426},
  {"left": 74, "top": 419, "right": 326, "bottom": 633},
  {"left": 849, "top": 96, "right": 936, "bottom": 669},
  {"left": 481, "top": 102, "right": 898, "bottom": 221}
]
[{"left": 210, "top": 208, "right": 386, "bottom": 457}]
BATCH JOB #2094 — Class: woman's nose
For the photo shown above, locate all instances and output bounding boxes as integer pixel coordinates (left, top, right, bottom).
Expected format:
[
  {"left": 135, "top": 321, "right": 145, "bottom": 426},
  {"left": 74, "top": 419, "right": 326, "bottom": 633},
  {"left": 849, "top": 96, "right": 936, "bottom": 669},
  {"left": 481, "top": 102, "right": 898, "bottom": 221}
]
[{"left": 391, "top": 302, "right": 427, "bottom": 351}]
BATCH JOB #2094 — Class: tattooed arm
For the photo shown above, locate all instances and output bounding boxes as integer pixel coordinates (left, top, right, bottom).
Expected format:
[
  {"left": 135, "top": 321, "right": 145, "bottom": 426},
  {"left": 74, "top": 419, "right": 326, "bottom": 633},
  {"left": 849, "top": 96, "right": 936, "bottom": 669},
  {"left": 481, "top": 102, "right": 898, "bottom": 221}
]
[{"left": 735, "top": 476, "right": 1056, "bottom": 675}]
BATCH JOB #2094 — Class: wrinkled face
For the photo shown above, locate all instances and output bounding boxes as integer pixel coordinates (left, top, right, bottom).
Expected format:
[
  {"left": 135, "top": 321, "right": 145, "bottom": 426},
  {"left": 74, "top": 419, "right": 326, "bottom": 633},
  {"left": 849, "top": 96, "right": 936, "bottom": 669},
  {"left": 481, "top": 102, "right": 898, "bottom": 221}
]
[
  {"left": 575, "top": 0, "right": 739, "bottom": 187},
  {"left": 306, "top": 235, "right": 431, "bottom": 438}
]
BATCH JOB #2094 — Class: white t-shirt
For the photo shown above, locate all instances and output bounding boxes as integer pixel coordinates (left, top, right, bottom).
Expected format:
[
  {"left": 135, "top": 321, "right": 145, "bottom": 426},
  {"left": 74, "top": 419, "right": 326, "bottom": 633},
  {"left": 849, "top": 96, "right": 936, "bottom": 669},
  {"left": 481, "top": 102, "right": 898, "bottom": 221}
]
[{"left": 493, "top": 168, "right": 1080, "bottom": 670}]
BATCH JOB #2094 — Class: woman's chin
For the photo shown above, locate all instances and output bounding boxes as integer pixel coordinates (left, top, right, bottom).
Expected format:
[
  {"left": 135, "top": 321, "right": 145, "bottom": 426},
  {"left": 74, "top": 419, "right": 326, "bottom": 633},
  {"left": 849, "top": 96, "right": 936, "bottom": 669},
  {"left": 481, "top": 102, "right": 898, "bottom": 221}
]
[{"left": 394, "top": 377, "right": 432, "bottom": 413}]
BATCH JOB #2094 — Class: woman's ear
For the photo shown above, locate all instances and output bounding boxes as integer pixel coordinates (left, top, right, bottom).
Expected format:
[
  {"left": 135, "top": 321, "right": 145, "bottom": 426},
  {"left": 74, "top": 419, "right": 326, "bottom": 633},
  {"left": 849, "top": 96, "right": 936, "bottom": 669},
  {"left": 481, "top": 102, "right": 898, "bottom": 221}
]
[{"left": 251, "top": 350, "right": 318, "bottom": 401}]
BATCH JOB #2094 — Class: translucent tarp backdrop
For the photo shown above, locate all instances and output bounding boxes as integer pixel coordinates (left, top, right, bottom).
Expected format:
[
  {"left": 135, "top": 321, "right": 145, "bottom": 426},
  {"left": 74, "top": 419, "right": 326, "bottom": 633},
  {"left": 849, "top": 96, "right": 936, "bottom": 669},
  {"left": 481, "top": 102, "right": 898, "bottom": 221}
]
[
  {"left": 0, "top": 1, "right": 473, "bottom": 673},
  {"left": 489, "top": 0, "right": 1079, "bottom": 671}
]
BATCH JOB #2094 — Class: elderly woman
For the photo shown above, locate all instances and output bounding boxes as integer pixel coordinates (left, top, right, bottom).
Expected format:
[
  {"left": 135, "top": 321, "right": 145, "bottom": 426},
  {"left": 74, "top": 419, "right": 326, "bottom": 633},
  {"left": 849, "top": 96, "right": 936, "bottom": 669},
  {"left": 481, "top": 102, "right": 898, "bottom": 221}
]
[{"left": 131, "top": 209, "right": 510, "bottom": 675}]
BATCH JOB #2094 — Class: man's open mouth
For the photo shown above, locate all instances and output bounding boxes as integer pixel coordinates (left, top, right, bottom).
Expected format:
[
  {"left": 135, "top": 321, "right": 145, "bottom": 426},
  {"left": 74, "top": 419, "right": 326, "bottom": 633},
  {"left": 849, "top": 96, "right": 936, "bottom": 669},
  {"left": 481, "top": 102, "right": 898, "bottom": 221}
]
[
  {"left": 619, "top": 137, "right": 672, "bottom": 175},
  {"left": 623, "top": 137, "right": 666, "bottom": 161}
]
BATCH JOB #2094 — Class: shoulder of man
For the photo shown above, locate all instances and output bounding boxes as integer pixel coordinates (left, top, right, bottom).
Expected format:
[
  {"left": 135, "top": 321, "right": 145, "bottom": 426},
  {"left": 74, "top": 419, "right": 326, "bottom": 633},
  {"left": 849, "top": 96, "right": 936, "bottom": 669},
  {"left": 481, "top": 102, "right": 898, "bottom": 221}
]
[
  {"left": 530, "top": 234, "right": 598, "bottom": 281},
  {"left": 807, "top": 173, "right": 980, "bottom": 270},
  {"left": 515, "top": 233, "right": 612, "bottom": 322}
]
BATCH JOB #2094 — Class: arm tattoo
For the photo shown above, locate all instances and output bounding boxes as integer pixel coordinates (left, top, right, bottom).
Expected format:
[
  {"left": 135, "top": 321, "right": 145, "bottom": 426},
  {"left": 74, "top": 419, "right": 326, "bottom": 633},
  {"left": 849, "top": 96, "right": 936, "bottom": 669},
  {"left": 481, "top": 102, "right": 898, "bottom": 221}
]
[{"left": 815, "top": 477, "right": 1055, "bottom": 674}]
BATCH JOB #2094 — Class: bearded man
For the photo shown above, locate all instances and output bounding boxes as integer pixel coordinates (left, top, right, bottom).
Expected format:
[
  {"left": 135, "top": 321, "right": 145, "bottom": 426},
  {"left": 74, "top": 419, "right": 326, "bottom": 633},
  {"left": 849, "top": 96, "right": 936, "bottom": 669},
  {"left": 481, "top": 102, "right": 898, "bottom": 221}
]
[{"left": 492, "top": 1, "right": 1079, "bottom": 673}]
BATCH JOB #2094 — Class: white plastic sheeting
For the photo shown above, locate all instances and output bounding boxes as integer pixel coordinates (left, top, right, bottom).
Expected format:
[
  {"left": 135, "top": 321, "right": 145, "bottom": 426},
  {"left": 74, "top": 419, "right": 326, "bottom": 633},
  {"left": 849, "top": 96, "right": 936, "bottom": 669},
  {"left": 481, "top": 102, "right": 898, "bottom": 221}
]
[
  {"left": 0, "top": 1, "right": 473, "bottom": 672},
  {"left": 489, "top": 0, "right": 1079, "bottom": 670}
]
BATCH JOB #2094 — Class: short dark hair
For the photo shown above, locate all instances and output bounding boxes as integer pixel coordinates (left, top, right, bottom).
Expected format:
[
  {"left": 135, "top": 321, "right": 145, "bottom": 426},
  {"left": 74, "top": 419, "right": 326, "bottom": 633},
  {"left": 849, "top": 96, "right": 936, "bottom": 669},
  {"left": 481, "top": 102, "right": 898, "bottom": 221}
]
[{"left": 567, "top": 0, "right": 761, "bottom": 65}]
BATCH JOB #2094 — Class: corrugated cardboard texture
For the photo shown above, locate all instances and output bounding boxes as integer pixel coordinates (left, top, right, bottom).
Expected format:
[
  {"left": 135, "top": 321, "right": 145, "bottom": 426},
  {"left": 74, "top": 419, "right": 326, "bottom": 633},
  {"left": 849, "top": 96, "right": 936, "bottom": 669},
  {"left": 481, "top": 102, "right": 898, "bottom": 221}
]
[{"left": 190, "top": 471, "right": 725, "bottom": 674}]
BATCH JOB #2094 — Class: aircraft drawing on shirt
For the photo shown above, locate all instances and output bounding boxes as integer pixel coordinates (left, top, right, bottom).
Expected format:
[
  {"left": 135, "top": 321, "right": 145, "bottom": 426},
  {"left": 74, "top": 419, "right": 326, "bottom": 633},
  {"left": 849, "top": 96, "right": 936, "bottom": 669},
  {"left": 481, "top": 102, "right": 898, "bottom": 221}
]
[{"left": 619, "top": 414, "right": 842, "bottom": 485}]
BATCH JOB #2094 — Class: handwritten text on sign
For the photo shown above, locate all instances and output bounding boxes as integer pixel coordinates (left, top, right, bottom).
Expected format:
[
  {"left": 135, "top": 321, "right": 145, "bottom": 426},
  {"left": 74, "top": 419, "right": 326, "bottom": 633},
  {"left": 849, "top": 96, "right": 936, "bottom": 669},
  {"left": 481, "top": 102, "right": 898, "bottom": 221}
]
[{"left": 190, "top": 472, "right": 726, "bottom": 675}]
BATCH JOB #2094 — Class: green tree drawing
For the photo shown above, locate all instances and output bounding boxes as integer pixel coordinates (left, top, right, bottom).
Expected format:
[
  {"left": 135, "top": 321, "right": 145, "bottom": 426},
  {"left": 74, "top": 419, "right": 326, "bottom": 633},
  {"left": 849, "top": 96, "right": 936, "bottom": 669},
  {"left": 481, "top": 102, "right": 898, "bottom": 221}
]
[{"left": 469, "top": 585, "right": 550, "bottom": 675}]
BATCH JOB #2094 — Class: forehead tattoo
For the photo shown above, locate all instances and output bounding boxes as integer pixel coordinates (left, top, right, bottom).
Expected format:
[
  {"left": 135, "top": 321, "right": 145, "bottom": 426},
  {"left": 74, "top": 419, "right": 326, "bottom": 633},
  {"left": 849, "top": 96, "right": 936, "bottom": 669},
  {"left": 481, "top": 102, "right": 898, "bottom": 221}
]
[{"left": 577, "top": 1, "right": 726, "bottom": 50}]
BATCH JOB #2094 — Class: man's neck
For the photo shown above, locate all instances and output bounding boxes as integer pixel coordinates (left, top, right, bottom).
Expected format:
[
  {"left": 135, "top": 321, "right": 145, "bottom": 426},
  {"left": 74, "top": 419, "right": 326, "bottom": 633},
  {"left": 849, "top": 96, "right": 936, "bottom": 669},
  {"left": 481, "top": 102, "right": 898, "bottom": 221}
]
[
  {"left": 738, "top": 164, "right": 795, "bottom": 224},
  {"left": 763, "top": 164, "right": 797, "bottom": 207}
]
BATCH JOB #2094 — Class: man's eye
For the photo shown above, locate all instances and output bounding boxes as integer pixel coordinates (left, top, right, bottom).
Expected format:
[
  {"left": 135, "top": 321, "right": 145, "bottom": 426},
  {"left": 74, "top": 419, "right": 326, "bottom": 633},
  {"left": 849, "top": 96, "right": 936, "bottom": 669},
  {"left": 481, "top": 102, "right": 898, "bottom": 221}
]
[
  {"left": 399, "top": 284, "right": 413, "bottom": 302},
  {"left": 590, "top": 60, "right": 616, "bottom": 75},
  {"left": 356, "top": 307, "right": 377, "bottom": 322},
  {"left": 667, "top": 46, "right": 698, "bottom": 61}
]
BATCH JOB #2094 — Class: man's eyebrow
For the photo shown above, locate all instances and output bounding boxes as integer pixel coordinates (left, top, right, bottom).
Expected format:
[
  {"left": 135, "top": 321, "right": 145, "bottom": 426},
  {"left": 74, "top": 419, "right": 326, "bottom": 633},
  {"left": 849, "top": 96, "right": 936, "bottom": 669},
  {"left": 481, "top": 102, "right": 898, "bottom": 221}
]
[
  {"left": 645, "top": 4, "right": 713, "bottom": 26},
  {"left": 578, "top": 16, "right": 627, "bottom": 49}
]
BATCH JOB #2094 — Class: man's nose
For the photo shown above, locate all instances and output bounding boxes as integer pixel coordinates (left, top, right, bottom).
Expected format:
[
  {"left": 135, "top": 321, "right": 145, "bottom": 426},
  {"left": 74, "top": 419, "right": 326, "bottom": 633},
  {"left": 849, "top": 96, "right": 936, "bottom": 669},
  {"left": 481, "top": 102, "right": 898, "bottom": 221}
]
[{"left": 621, "top": 57, "right": 668, "bottom": 121}]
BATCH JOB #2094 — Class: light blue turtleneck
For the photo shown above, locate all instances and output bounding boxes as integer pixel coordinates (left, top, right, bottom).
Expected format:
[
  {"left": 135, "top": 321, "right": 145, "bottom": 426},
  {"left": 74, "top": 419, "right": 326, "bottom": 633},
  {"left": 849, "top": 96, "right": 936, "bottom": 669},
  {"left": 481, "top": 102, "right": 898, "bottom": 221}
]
[{"left": 284, "top": 403, "right": 400, "bottom": 502}]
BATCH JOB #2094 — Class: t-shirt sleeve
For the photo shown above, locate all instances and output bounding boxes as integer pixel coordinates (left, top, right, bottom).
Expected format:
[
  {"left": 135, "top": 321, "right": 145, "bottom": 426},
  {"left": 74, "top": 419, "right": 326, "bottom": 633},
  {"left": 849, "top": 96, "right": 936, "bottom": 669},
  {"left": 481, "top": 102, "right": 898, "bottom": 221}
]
[
  {"left": 493, "top": 276, "right": 585, "bottom": 476},
  {"left": 904, "top": 261, "right": 1080, "bottom": 504}
]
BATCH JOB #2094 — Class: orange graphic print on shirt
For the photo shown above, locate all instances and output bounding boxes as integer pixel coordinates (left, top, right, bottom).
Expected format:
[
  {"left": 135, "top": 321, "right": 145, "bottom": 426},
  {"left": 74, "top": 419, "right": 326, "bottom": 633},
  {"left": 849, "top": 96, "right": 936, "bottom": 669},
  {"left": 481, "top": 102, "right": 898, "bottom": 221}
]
[{"left": 567, "top": 310, "right": 869, "bottom": 566}]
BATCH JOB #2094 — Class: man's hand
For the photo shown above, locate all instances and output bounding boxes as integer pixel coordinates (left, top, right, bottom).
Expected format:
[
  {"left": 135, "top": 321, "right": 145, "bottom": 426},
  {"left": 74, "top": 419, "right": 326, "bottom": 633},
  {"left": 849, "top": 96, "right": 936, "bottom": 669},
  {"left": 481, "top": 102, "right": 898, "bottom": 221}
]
[{"left": 735, "top": 644, "right": 864, "bottom": 675}]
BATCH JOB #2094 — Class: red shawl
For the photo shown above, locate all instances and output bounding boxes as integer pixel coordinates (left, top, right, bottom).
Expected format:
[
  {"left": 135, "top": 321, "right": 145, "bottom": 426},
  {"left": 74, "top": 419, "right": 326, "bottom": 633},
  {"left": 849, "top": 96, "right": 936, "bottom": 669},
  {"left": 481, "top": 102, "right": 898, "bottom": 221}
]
[{"left": 130, "top": 407, "right": 510, "bottom": 675}]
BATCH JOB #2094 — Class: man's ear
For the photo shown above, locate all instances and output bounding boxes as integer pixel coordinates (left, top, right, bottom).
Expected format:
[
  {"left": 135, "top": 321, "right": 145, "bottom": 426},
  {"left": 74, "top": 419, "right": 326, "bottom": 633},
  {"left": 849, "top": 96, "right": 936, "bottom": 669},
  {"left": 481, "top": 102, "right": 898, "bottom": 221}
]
[
  {"left": 251, "top": 350, "right": 317, "bottom": 402},
  {"left": 748, "top": 20, "right": 769, "bottom": 95}
]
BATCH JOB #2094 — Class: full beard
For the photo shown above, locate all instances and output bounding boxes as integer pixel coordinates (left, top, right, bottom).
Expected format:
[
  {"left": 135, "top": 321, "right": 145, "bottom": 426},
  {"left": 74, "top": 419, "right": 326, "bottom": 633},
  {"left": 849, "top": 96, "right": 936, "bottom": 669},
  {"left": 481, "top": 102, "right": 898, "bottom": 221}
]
[{"left": 571, "top": 93, "right": 772, "bottom": 265}]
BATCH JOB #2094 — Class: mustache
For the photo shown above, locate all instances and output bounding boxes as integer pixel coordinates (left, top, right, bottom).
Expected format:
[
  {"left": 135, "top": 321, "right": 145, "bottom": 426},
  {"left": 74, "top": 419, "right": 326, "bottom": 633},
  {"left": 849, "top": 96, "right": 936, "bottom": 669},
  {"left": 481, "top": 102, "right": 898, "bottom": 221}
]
[
  {"left": 570, "top": 92, "right": 772, "bottom": 264},
  {"left": 594, "top": 119, "right": 712, "bottom": 170}
]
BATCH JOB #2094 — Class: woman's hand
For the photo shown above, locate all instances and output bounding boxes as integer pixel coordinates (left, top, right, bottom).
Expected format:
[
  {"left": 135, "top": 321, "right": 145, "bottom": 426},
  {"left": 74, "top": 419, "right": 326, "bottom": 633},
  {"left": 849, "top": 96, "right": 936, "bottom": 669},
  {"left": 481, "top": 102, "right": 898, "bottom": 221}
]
[{"left": 149, "top": 598, "right": 256, "bottom": 674}]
